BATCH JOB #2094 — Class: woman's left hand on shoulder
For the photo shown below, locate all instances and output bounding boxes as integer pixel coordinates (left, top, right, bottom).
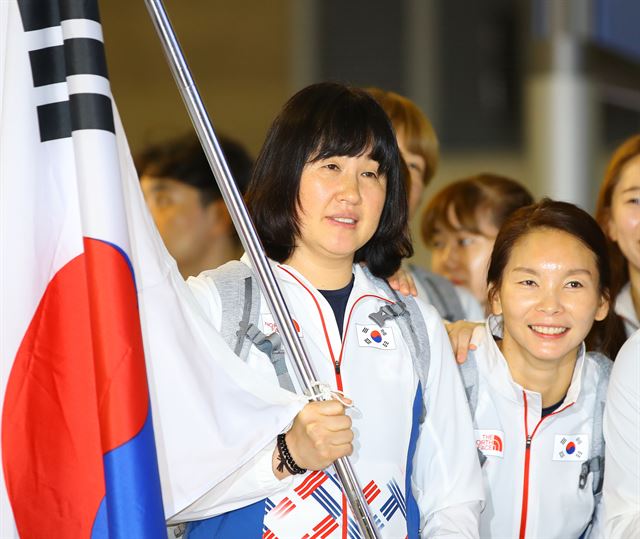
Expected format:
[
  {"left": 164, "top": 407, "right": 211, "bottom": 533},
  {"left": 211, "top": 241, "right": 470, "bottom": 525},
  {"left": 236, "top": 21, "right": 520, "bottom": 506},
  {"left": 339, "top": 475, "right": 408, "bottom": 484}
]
[{"left": 387, "top": 267, "right": 417, "bottom": 297}]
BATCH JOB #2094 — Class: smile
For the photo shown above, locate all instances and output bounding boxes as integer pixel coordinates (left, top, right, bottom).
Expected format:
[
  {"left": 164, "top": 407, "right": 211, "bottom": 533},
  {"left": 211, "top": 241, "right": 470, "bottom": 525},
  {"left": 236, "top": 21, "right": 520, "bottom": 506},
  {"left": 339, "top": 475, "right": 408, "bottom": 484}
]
[
  {"left": 529, "top": 325, "right": 568, "bottom": 336},
  {"left": 330, "top": 217, "right": 357, "bottom": 225}
]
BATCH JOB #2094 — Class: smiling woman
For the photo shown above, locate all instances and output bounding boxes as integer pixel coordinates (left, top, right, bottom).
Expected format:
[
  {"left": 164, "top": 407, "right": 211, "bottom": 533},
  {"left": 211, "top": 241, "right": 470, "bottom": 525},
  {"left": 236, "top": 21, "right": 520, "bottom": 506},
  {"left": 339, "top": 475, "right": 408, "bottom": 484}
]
[{"left": 462, "top": 199, "right": 615, "bottom": 539}]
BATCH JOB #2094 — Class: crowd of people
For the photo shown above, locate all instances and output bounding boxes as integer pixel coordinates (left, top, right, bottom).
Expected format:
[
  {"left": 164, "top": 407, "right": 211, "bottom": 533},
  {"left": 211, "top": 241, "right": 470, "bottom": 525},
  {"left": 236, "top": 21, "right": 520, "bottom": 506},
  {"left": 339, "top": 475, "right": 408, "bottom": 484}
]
[{"left": 136, "top": 82, "right": 639, "bottom": 539}]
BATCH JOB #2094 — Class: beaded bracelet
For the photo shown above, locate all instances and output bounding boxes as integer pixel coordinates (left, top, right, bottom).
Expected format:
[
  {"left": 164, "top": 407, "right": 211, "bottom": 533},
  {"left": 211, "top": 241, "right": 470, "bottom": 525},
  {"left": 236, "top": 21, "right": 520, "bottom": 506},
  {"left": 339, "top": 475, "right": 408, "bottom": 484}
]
[{"left": 276, "top": 433, "right": 307, "bottom": 475}]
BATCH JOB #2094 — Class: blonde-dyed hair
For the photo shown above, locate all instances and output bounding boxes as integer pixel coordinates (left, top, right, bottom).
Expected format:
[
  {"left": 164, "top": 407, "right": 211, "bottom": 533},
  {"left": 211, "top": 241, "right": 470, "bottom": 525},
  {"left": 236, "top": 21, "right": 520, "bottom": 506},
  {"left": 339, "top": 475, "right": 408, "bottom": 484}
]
[
  {"left": 595, "top": 134, "right": 640, "bottom": 297},
  {"left": 366, "top": 87, "right": 439, "bottom": 187}
]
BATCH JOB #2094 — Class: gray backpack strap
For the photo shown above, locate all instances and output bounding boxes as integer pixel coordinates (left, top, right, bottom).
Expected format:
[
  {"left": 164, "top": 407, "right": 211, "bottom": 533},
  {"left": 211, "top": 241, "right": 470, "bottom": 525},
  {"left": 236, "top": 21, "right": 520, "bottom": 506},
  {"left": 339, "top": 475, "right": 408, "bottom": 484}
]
[
  {"left": 361, "top": 267, "right": 431, "bottom": 420},
  {"left": 202, "top": 261, "right": 257, "bottom": 360},
  {"left": 579, "top": 351, "right": 612, "bottom": 495},
  {"left": 245, "top": 325, "right": 296, "bottom": 393},
  {"left": 410, "top": 265, "right": 466, "bottom": 322},
  {"left": 459, "top": 352, "right": 479, "bottom": 416},
  {"left": 458, "top": 352, "right": 486, "bottom": 467},
  {"left": 202, "top": 261, "right": 295, "bottom": 392}
]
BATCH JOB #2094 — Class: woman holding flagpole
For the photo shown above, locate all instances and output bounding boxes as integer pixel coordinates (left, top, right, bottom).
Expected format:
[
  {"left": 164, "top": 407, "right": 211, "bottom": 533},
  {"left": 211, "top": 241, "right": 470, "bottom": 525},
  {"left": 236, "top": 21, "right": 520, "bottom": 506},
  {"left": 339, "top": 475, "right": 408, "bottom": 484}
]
[{"left": 170, "top": 82, "right": 483, "bottom": 538}]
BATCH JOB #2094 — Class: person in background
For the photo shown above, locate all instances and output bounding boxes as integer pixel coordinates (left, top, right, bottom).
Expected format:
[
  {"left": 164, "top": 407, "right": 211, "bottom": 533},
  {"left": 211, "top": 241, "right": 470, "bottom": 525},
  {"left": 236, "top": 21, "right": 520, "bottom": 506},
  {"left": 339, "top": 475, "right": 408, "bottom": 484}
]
[
  {"left": 461, "top": 199, "right": 613, "bottom": 538},
  {"left": 421, "top": 174, "right": 533, "bottom": 314},
  {"left": 602, "top": 328, "right": 640, "bottom": 538},
  {"left": 594, "top": 133, "right": 640, "bottom": 355},
  {"left": 367, "top": 87, "right": 483, "bottom": 321},
  {"left": 136, "top": 133, "right": 253, "bottom": 278},
  {"left": 365, "top": 88, "right": 438, "bottom": 219}
]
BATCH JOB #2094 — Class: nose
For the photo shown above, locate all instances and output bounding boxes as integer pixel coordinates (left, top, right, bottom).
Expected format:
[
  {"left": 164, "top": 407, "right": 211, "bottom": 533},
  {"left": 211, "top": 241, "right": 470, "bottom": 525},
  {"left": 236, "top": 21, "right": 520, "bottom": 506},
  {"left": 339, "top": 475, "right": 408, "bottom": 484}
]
[
  {"left": 535, "top": 289, "right": 563, "bottom": 315},
  {"left": 337, "top": 171, "right": 362, "bottom": 204},
  {"left": 442, "top": 242, "right": 462, "bottom": 269}
]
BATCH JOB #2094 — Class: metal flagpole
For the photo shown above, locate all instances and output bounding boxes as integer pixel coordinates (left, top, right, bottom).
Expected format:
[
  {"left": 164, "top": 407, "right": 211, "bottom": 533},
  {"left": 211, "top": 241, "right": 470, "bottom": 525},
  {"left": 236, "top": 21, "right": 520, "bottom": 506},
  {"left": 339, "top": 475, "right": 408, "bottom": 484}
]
[{"left": 143, "top": 1, "right": 381, "bottom": 537}]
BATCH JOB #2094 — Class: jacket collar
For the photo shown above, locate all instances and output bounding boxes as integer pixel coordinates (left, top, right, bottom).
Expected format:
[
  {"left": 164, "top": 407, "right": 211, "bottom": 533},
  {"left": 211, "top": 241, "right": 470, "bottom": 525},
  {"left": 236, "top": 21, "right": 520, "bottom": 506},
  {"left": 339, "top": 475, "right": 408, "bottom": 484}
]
[
  {"left": 268, "top": 258, "right": 389, "bottom": 302},
  {"left": 478, "top": 315, "right": 586, "bottom": 407}
]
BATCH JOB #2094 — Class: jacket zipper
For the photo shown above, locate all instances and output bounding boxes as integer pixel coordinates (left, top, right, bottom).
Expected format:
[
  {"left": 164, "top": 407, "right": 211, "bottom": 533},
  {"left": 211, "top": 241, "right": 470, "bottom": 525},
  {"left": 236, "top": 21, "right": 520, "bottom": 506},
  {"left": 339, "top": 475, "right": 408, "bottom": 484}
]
[
  {"left": 518, "top": 391, "right": 575, "bottom": 539},
  {"left": 277, "top": 266, "right": 394, "bottom": 538}
]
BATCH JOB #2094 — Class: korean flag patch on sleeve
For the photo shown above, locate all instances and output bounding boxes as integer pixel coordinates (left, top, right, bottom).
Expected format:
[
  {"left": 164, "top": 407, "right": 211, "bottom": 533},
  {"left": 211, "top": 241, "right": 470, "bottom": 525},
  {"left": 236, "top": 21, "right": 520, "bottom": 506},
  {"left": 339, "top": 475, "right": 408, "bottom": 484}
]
[{"left": 356, "top": 324, "right": 396, "bottom": 350}]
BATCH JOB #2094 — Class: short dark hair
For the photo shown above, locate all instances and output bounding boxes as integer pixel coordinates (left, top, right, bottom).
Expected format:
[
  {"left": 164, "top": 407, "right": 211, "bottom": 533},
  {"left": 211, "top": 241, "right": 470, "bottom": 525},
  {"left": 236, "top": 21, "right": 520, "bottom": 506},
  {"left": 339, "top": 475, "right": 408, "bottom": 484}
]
[
  {"left": 247, "top": 82, "right": 412, "bottom": 278},
  {"left": 135, "top": 133, "right": 253, "bottom": 206},
  {"left": 421, "top": 173, "right": 533, "bottom": 244},
  {"left": 487, "top": 198, "right": 616, "bottom": 358}
]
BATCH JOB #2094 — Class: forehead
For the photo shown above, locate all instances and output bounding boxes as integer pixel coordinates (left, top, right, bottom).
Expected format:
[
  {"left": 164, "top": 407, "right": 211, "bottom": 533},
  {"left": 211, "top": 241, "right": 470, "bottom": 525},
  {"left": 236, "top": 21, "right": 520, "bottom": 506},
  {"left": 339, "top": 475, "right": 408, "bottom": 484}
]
[
  {"left": 614, "top": 155, "right": 640, "bottom": 195},
  {"left": 437, "top": 204, "right": 498, "bottom": 236},
  {"left": 310, "top": 147, "right": 379, "bottom": 164},
  {"left": 140, "top": 175, "right": 197, "bottom": 194},
  {"left": 507, "top": 228, "right": 597, "bottom": 269}
]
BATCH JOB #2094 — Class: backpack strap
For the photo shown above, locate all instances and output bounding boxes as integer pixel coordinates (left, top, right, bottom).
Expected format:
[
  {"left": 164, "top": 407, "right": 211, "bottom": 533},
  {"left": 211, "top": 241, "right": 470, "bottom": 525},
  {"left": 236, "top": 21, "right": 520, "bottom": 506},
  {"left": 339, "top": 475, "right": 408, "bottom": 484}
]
[
  {"left": 409, "top": 265, "right": 466, "bottom": 322},
  {"left": 578, "top": 351, "right": 612, "bottom": 495},
  {"left": 459, "top": 352, "right": 480, "bottom": 419},
  {"left": 202, "top": 261, "right": 295, "bottom": 392},
  {"left": 457, "top": 351, "right": 487, "bottom": 466},
  {"left": 361, "top": 266, "right": 431, "bottom": 422}
]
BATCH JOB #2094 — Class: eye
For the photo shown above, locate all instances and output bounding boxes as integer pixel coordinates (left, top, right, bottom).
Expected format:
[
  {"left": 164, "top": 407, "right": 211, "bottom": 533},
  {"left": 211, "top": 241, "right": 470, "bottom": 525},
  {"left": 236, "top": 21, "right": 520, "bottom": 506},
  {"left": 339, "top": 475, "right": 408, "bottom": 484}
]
[
  {"left": 154, "top": 193, "right": 172, "bottom": 208},
  {"left": 429, "top": 238, "right": 444, "bottom": 249},
  {"left": 361, "top": 170, "right": 379, "bottom": 179},
  {"left": 518, "top": 279, "right": 537, "bottom": 287},
  {"left": 458, "top": 237, "right": 474, "bottom": 247},
  {"left": 625, "top": 197, "right": 640, "bottom": 205},
  {"left": 566, "top": 280, "right": 584, "bottom": 289},
  {"left": 323, "top": 163, "right": 340, "bottom": 171}
]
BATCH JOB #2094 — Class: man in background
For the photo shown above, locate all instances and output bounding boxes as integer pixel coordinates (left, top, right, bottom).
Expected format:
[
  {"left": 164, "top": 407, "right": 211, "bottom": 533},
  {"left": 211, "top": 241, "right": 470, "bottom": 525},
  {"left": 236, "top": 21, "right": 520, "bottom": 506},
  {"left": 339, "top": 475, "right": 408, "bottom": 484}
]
[{"left": 136, "top": 133, "right": 252, "bottom": 278}]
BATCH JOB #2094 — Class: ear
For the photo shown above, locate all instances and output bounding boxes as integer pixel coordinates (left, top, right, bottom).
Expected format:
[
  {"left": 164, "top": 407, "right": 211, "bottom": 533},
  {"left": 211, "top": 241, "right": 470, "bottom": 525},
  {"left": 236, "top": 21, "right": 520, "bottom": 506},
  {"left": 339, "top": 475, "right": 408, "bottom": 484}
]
[
  {"left": 206, "top": 200, "right": 232, "bottom": 237},
  {"left": 489, "top": 287, "right": 503, "bottom": 316},
  {"left": 594, "top": 294, "right": 610, "bottom": 322}
]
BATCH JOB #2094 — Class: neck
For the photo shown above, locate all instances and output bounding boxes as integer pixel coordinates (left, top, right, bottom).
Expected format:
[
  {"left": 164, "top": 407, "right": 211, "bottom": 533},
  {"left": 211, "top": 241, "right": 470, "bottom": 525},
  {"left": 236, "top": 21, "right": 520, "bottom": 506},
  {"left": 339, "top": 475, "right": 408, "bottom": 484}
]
[
  {"left": 499, "top": 337, "right": 578, "bottom": 407},
  {"left": 178, "top": 237, "right": 242, "bottom": 280},
  {"left": 284, "top": 250, "right": 354, "bottom": 290},
  {"left": 629, "top": 264, "right": 640, "bottom": 321}
]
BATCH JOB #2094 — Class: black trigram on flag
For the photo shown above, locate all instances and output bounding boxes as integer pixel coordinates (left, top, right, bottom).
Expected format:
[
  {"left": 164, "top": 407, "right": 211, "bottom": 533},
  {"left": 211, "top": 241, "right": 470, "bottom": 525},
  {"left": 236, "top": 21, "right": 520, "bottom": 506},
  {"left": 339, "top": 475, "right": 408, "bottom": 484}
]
[{"left": 17, "top": 0, "right": 114, "bottom": 141}]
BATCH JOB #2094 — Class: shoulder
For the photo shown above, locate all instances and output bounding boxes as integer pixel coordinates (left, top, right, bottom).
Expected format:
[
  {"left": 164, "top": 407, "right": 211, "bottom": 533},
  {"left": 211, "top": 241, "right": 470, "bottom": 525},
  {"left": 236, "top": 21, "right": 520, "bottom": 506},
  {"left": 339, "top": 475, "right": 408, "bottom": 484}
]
[
  {"left": 584, "top": 350, "right": 614, "bottom": 380},
  {"left": 186, "top": 260, "right": 251, "bottom": 324},
  {"left": 454, "top": 286, "right": 484, "bottom": 320},
  {"left": 413, "top": 296, "right": 446, "bottom": 329},
  {"left": 611, "top": 330, "right": 640, "bottom": 388}
]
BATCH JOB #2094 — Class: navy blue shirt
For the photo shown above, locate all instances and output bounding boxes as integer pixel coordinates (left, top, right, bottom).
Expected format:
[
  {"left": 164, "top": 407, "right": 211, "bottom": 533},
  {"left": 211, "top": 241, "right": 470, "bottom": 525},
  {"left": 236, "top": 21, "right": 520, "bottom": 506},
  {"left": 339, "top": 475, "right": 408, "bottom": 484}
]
[
  {"left": 542, "top": 396, "right": 566, "bottom": 417},
  {"left": 319, "top": 274, "right": 355, "bottom": 338}
]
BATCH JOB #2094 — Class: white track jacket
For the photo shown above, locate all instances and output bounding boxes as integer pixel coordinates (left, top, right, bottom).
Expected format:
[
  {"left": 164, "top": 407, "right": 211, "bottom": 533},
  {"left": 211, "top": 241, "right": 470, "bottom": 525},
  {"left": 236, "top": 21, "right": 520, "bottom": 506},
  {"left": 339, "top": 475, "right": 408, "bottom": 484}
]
[
  {"left": 603, "top": 329, "right": 640, "bottom": 538},
  {"left": 470, "top": 322, "right": 609, "bottom": 539},
  {"left": 176, "top": 259, "right": 483, "bottom": 538}
]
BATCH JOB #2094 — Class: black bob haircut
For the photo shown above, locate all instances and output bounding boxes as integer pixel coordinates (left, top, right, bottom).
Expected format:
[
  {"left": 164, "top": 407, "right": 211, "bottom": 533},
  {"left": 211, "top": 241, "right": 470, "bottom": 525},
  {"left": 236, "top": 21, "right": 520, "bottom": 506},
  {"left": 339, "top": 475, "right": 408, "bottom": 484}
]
[{"left": 247, "top": 82, "right": 412, "bottom": 278}]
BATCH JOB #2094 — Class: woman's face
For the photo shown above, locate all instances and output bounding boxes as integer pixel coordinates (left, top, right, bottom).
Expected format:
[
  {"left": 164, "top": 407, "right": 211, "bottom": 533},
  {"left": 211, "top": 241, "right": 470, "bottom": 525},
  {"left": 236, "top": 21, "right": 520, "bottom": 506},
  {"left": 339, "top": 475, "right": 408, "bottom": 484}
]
[
  {"left": 429, "top": 205, "right": 499, "bottom": 308},
  {"left": 396, "top": 130, "right": 425, "bottom": 219},
  {"left": 491, "top": 228, "right": 609, "bottom": 367},
  {"left": 607, "top": 154, "right": 640, "bottom": 276},
  {"left": 293, "top": 153, "right": 387, "bottom": 266}
]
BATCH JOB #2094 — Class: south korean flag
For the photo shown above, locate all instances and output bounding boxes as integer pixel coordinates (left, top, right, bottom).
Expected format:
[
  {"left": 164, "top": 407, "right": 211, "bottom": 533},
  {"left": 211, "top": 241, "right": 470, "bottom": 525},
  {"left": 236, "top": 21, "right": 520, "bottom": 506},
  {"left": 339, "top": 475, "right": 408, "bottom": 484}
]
[
  {"left": 553, "top": 434, "right": 589, "bottom": 461},
  {"left": 356, "top": 324, "right": 396, "bottom": 350}
]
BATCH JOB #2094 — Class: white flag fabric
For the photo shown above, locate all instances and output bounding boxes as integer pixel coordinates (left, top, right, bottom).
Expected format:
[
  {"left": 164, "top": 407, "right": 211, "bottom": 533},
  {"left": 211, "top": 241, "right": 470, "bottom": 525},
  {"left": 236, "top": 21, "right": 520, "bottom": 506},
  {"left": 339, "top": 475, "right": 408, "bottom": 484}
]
[{"left": 0, "top": 1, "right": 304, "bottom": 536}]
